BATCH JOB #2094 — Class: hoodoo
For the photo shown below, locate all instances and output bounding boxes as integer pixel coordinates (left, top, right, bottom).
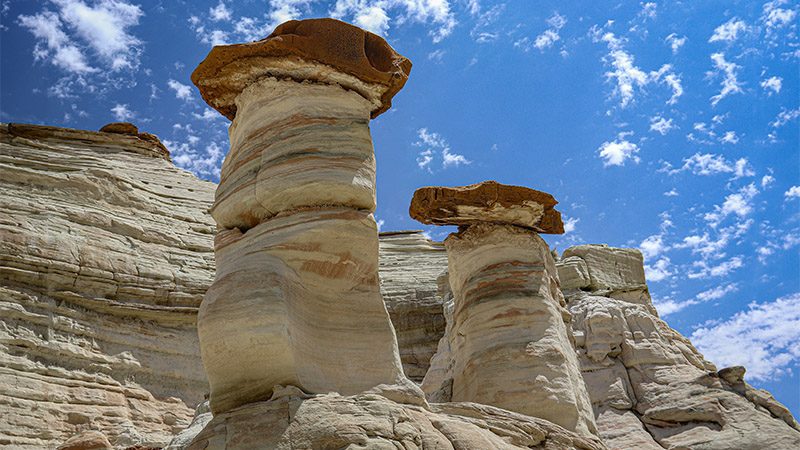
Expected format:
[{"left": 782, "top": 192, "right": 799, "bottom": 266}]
[
  {"left": 414, "top": 181, "right": 598, "bottom": 437},
  {"left": 191, "top": 18, "right": 415, "bottom": 414}
]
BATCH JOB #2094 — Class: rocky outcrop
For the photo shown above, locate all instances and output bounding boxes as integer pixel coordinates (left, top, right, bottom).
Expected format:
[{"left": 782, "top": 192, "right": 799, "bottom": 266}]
[
  {"left": 0, "top": 123, "right": 215, "bottom": 449},
  {"left": 415, "top": 182, "right": 598, "bottom": 438},
  {"left": 184, "top": 386, "right": 605, "bottom": 450},
  {"left": 561, "top": 245, "right": 800, "bottom": 449},
  {"left": 192, "top": 18, "right": 416, "bottom": 415},
  {"left": 378, "top": 231, "right": 449, "bottom": 382},
  {"left": 409, "top": 181, "right": 565, "bottom": 233}
]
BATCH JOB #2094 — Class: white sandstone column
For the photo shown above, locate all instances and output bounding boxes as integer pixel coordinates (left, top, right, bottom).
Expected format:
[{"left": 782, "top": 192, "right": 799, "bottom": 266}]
[{"left": 192, "top": 18, "right": 413, "bottom": 414}]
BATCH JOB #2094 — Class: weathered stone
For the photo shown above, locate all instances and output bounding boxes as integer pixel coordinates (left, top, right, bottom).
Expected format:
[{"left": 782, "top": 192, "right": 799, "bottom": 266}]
[
  {"left": 557, "top": 255, "right": 592, "bottom": 290},
  {"left": 57, "top": 431, "right": 112, "bottom": 450},
  {"left": 191, "top": 18, "right": 412, "bottom": 120},
  {"left": 409, "top": 180, "right": 565, "bottom": 233},
  {"left": 183, "top": 388, "right": 606, "bottom": 450},
  {"left": 0, "top": 123, "right": 214, "bottom": 449},
  {"left": 421, "top": 223, "right": 598, "bottom": 437},
  {"left": 99, "top": 121, "right": 139, "bottom": 135},
  {"left": 378, "top": 231, "right": 449, "bottom": 381},
  {"left": 192, "top": 23, "right": 415, "bottom": 415},
  {"left": 565, "top": 243, "right": 800, "bottom": 450}
]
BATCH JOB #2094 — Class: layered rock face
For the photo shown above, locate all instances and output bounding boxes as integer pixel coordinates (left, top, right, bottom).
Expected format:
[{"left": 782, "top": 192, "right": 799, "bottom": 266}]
[
  {"left": 378, "top": 231, "right": 448, "bottom": 381},
  {"left": 191, "top": 18, "right": 415, "bottom": 414},
  {"left": 0, "top": 123, "right": 214, "bottom": 448},
  {"left": 560, "top": 245, "right": 800, "bottom": 449},
  {"left": 415, "top": 182, "right": 597, "bottom": 438},
  {"left": 184, "top": 386, "right": 605, "bottom": 450}
]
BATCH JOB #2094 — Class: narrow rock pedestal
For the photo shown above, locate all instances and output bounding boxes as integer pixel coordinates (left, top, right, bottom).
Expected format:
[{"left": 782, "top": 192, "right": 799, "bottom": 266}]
[
  {"left": 413, "top": 181, "right": 597, "bottom": 437},
  {"left": 191, "top": 18, "right": 414, "bottom": 414}
]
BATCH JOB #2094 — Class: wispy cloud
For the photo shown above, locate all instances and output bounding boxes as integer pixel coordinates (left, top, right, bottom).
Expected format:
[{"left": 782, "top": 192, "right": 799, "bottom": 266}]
[
  {"left": 709, "top": 52, "right": 743, "bottom": 106},
  {"left": 414, "top": 128, "right": 470, "bottom": 172},
  {"left": 691, "top": 292, "right": 800, "bottom": 381},
  {"left": 167, "top": 79, "right": 193, "bottom": 101},
  {"left": 760, "top": 76, "right": 783, "bottom": 95},
  {"left": 649, "top": 116, "right": 674, "bottom": 135},
  {"left": 597, "top": 135, "right": 640, "bottom": 167},
  {"left": 665, "top": 33, "right": 687, "bottom": 53},
  {"left": 709, "top": 18, "right": 749, "bottom": 43},
  {"left": 111, "top": 103, "right": 135, "bottom": 122}
]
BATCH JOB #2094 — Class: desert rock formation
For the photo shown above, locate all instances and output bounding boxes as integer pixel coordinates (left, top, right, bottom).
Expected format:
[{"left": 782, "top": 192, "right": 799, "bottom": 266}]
[
  {"left": 0, "top": 123, "right": 215, "bottom": 449},
  {"left": 191, "top": 18, "right": 416, "bottom": 415},
  {"left": 561, "top": 245, "right": 800, "bottom": 449},
  {"left": 414, "top": 182, "right": 598, "bottom": 438}
]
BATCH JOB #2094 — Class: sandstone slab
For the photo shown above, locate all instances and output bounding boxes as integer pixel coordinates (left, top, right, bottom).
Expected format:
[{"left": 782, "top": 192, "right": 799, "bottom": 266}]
[
  {"left": 409, "top": 181, "right": 565, "bottom": 233},
  {"left": 191, "top": 18, "right": 412, "bottom": 120}
]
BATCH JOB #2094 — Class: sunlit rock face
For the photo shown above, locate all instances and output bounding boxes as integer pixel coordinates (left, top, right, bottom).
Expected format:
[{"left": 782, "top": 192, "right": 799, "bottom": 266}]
[
  {"left": 378, "top": 231, "right": 449, "bottom": 382},
  {"left": 413, "top": 182, "right": 598, "bottom": 438},
  {"left": 560, "top": 245, "right": 800, "bottom": 450},
  {"left": 182, "top": 386, "right": 607, "bottom": 450},
  {"left": 0, "top": 123, "right": 214, "bottom": 449},
  {"left": 191, "top": 18, "right": 417, "bottom": 415}
]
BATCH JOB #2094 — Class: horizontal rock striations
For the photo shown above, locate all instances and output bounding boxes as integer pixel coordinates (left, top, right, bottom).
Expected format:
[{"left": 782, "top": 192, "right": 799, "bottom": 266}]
[
  {"left": 415, "top": 182, "right": 598, "bottom": 438},
  {"left": 559, "top": 245, "right": 800, "bottom": 449},
  {"left": 192, "top": 18, "right": 415, "bottom": 415},
  {"left": 0, "top": 123, "right": 215, "bottom": 449},
  {"left": 378, "top": 231, "right": 449, "bottom": 382},
  {"left": 410, "top": 180, "right": 565, "bottom": 233}
]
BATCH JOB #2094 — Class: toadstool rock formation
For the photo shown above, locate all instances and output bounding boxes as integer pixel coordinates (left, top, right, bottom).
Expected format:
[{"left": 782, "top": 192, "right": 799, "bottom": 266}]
[
  {"left": 191, "top": 18, "right": 417, "bottom": 414},
  {"left": 414, "top": 181, "right": 598, "bottom": 438}
]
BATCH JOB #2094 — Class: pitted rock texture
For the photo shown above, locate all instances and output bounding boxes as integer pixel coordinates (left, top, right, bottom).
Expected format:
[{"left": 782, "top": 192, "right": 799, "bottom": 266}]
[
  {"left": 183, "top": 386, "right": 607, "bottom": 450},
  {"left": 378, "top": 231, "right": 449, "bottom": 382},
  {"left": 0, "top": 123, "right": 215, "bottom": 449},
  {"left": 194, "top": 28, "right": 413, "bottom": 415},
  {"left": 560, "top": 246, "right": 800, "bottom": 450},
  {"left": 191, "top": 18, "right": 412, "bottom": 120},
  {"left": 409, "top": 180, "right": 565, "bottom": 233},
  {"left": 421, "top": 223, "right": 597, "bottom": 438}
]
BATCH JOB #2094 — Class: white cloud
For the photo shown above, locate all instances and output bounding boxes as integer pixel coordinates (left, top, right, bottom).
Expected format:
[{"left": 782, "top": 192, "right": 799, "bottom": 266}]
[
  {"left": 531, "top": 12, "right": 567, "bottom": 51},
  {"left": 665, "top": 33, "right": 687, "bottom": 53},
  {"left": 762, "top": 0, "right": 797, "bottom": 31},
  {"left": 720, "top": 130, "right": 739, "bottom": 144},
  {"left": 597, "top": 137, "right": 640, "bottom": 167},
  {"left": 427, "top": 49, "right": 445, "bottom": 62},
  {"left": 760, "top": 76, "right": 782, "bottom": 95},
  {"left": 640, "top": 2, "right": 657, "bottom": 19},
  {"left": 691, "top": 292, "right": 800, "bottom": 381},
  {"left": 55, "top": 0, "right": 143, "bottom": 71},
  {"left": 696, "top": 283, "right": 738, "bottom": 301},
  {"left": 770, "top": 107, "right": 800, "bottom": 128},
  {"left": 704, "top": 183, "right": 759, "bottom": 226},
  {"left": 654, "top": 297, "right": 697, "bottom": 316},
  {"left": 331, "top": 0, "right": 457, "bottom": 42},
  {"left": 18, "top": 10, "right": 97, "bottom": 74},
  {"left": 668, "top": 153, "right": 752, "bottom": 178},
  {"left": 563, "top": 217, "right": 579, "bottom": 234},
  {"left": 414, "top": 128, "right": 470, "bottom": 171},
  {"left": 111, "top": 103, "right": 134, "bottom": 121},
  {"left": 664, "top": 188, "right": 679, "bottom": 197},
  {"left": 645, "top": 257, "right": 672, "bottom": 282},
  {"left": 593, "top": 29, "right": 683, "bottom": 107},
  {"left": 785, "top": 186, "right": 800, "bottom": 199},
  {"left": 209, "top": 1, "right": 231, "bottom": 22},
  {"left": 164, "top": 137, "right": 224, "bottom": 179},
  {"left": 167, "top": 79, "right": 193, "bottom": 101},
  {"left": 640, "top": 234, "right": 667, "bottom": 259},
  {"left": 688, "top": 255, "right": 744, "bottom": 279},
  {"left": 649, "top": 116, "right": 674, "bottom": 135},
  {"left": 761, "top": 174, "right": 775, "bottom": 188},
  {"left": 709, "top": 52, "right": 743, "bottom": 106},
  {"left": 709, "top": 18, "right": 749, "bottom": 43},
  {"left": 376, "top": 218, "right": 385, "bottom": 231}
]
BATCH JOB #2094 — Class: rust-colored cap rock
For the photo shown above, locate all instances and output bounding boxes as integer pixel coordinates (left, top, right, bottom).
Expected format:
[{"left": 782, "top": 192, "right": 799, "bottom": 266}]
[
  {"left": 99, "top": 122, "right": 138, "bottom": 135},
  {"left": 409, "top": 180, "right": 564, "bottom": 234},
  {"left": 191, "top": 18, "right": 412, "bottom": 120}
]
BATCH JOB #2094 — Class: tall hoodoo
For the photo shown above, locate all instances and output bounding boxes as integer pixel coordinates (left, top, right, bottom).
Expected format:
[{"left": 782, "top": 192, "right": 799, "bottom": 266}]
[
  {"left": 412, "top": 181, "right": 598, "bottom": 437},
  {"left": 191, "top": 18, "right": 413, "bottom": 414}
]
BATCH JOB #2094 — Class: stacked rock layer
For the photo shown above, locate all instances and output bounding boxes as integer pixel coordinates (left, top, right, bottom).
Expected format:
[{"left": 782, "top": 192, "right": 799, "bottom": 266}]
[
  {"left": 192, "top": 18, "right": 414, "bottom": 414},
  {"left": 0, "top": 123, "right": 214, "bottom": 449},
  {"left": 414, "top": 182, "right": 597, "bottom": 438}
]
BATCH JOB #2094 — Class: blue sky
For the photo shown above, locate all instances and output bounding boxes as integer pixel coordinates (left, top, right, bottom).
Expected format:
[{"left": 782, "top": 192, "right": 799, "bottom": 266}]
[{"left": 2, "top": 0, "right": 799, "bottom": 415}]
